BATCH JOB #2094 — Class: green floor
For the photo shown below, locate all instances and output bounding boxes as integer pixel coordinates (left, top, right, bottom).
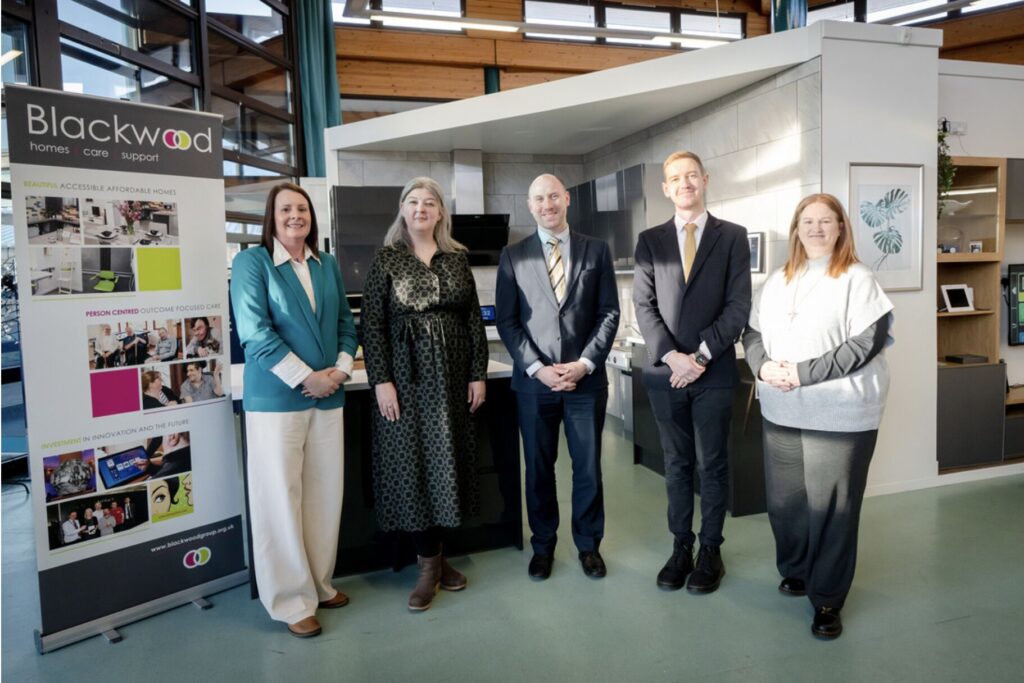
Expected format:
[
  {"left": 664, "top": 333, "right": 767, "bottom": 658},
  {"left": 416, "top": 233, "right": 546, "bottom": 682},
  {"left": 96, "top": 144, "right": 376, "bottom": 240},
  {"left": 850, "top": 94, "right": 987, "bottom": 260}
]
[{"left": 3, "top": 427, "right": 1024, "bottom": 682}]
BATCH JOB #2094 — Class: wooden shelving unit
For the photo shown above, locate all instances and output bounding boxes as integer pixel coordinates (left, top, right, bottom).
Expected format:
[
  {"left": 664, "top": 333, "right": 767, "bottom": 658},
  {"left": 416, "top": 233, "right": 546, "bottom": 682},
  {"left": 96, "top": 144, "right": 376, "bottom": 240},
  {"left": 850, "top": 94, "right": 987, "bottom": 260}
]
[
  {"left": 936, "top": 157, "right": 1007, "bottom": 472},
  {"left": 936, "top": 157, "right": 1006, "bottom": 364}
]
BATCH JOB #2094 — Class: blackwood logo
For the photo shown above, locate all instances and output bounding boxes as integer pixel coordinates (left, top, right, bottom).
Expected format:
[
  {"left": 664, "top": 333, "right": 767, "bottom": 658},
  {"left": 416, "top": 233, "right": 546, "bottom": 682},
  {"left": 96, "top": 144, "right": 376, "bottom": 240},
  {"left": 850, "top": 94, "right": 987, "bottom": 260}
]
[
  {"left": 26, "top": 104, "right": 213, "bottom": 153},
  {"left": 183, "top": 547, "right": 212, "bottom": 568}
]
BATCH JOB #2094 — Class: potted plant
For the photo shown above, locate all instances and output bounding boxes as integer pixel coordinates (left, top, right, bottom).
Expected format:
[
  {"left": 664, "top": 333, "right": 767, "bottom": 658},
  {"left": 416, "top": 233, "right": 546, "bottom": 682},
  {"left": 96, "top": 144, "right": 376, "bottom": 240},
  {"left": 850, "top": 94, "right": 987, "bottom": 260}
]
[{"left": 937, "top": 128, "right": 956, "bottom": 219}]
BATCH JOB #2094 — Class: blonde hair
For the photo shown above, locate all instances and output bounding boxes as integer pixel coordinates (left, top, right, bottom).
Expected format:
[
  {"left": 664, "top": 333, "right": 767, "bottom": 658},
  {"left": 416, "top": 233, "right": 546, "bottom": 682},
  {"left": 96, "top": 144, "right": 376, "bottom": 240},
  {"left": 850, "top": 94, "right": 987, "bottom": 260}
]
[
  {"left": 783, "top": 193, "right": 860, "bottom": 283},
  {"left": 662, "top": 150, "right": 707, "bottom": 177},
  {"left": 383, "top": 177, "right": 466, "bottom": 254}
]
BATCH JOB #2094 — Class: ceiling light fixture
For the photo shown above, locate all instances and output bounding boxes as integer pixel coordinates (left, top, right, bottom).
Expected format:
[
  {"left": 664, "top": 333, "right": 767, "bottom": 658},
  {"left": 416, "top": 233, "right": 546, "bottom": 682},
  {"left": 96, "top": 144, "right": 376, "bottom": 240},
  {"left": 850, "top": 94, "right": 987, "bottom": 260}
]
[
  {"left": 371, "top": 14, "right": 519, "bottom": 32},
  {"left": 347, "top": 1, "right": 739, "bottom": 46}
]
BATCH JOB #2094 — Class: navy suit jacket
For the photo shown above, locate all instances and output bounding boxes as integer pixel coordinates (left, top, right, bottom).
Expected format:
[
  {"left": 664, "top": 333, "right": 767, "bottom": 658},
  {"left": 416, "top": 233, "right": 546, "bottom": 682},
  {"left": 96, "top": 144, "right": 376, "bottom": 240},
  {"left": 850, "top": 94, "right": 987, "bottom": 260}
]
[
  {"left": 496, "top": 231, "right": 620, "bottom": 394},
  {"left": 632, "top": 214, "right": 751, "bottom": 390}
]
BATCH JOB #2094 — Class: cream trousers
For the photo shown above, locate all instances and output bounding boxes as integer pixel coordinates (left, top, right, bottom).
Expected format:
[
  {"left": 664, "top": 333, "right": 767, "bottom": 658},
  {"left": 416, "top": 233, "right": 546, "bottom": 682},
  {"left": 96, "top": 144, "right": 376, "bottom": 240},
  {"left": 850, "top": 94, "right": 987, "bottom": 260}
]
[{"left": 245, "top": 407, "right": 344, "bottom": 623}]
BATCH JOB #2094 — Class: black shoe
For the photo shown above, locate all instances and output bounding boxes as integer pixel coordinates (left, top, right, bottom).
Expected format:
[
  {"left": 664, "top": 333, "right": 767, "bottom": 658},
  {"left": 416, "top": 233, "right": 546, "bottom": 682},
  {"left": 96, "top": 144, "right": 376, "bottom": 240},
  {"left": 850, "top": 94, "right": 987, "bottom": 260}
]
[
  {"left": 778, "top": 577, "right": 806, "bottom": 596},
  {"left": 686, "top": 545, "right": 725, "bottom": 594},
  {"left": 528, "top": 553, "right": 553, "bottom": 580},
  {"left": 812, "top": 606, "right": 843, "bottom": 639},
  {"left": 579, "top": 551, "right": 606, "bottom": 579},
  {"left": 656, "top": 545, "right": 693, "bottom": 590}
]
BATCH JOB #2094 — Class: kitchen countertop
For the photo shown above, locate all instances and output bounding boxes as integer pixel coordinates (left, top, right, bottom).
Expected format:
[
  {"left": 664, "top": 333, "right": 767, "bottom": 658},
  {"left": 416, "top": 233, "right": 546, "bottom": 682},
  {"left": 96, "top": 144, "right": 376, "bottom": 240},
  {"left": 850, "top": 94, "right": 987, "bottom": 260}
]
[{"left": 231, "top": 359, "right": 513, "bottom": 396}]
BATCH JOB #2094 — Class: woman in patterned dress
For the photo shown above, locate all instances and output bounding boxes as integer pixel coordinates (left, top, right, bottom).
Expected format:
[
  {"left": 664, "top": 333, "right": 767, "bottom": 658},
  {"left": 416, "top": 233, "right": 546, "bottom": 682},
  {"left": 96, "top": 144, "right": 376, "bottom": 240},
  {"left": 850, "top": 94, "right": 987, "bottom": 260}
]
[{"left": 362, "top": 177, "right": 489, "bottom": 612}]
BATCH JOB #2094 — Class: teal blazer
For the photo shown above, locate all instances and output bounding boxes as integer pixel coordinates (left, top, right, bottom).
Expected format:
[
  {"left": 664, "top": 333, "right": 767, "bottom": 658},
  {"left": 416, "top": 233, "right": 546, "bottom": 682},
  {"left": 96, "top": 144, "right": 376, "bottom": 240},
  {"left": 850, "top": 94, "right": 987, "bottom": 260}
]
[{"left": 230, "top": 246, "right": 358, "bottom": 412}]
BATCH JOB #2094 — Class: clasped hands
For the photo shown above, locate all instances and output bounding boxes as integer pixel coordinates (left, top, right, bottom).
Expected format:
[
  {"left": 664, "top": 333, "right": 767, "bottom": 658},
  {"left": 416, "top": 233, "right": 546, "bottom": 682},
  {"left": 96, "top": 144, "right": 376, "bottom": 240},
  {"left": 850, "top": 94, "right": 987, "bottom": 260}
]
[
  {"left": 758, "top": 360, "right": 801, "bottom": 392},
  {"left": 664, "top": 351, "right": 705, "bottom": 389},
  {"left": 536, "top": 361, "right": 588, "bottom": 392},
  {"left": 301, "top": 368, "right": 349, "bottom": 399}
]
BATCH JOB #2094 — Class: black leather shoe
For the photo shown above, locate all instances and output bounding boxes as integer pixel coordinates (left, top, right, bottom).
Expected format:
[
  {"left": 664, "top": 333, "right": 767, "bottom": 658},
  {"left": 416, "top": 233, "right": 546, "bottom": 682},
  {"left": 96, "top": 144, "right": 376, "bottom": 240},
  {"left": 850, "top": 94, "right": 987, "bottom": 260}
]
[
  {"left": 528, "top": 554, "right": 553, "bottom": 580},
  {"left": 579, "top": 551, "right": 606, "bottom": 579},
  {"left": 656, "top": 545, "right": 693, "bottom": 590},
  {"left": 686, "top": 545, "right": 725, "bottom": 594},
  {"left": 778, "top": 577, "right": 806, "bottom": 596},
  {"left": 812, "top": 606, "right": 843, "bottom": 639}
]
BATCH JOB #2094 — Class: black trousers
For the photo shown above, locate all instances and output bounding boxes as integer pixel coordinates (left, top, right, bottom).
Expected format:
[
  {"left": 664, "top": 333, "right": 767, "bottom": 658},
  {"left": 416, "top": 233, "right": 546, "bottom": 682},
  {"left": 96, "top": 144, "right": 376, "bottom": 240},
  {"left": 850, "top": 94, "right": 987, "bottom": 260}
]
[
  {"left": 648, "top": 386, "right": 732, "bottom": 549},
  {"left": 762, "top": 419, "right": 877, "bottom": 610},
  {"left": 516, "top": 389, "right": 607, "bottom": 555}
]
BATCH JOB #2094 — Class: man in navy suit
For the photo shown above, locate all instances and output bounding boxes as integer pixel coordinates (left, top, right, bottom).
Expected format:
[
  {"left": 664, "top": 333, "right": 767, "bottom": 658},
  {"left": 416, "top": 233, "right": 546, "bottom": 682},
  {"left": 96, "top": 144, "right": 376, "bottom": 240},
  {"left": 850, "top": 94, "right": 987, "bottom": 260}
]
[
  {"left": 496, "top": 174, "right": 620, "bottom": 580},
  {"left": 633, "top": 151, "right": 751, "bottom": 594}
]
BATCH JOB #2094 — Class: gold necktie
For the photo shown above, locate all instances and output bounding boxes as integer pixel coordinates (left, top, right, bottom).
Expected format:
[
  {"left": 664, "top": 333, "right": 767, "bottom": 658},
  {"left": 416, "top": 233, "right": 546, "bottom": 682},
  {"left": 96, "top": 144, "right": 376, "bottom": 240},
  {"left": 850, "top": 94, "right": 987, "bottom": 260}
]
[
  {"left": 683, "top": 223, "right": 697, "bottom": 282},
  {"left": 547, "top": 237, "right": 566, "bottom": 303}
]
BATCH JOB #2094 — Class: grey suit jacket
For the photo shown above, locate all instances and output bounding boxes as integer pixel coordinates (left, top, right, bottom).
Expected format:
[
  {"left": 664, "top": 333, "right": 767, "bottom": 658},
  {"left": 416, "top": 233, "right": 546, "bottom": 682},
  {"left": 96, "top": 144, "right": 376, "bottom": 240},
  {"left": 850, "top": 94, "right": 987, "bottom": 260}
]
[{"left": 495, "top": 231, "right": 620, "bottom": 394}]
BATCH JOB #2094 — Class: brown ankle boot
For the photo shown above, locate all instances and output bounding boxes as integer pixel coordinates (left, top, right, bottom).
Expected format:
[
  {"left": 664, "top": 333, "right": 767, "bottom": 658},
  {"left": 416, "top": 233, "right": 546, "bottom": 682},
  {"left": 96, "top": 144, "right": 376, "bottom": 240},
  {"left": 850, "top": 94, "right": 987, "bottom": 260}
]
[
  {"left": 440, "top": 556, "right": 467, "bottom": 591},
  {"left": 408, "top": 554, "right": 442, "bottom": 612}
]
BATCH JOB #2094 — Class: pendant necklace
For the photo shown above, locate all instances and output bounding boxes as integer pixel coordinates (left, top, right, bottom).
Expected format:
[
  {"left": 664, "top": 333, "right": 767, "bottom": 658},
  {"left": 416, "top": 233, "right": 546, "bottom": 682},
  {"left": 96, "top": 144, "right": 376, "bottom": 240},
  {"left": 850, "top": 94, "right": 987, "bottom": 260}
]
[{"left": 787, "top": 266, "right": 826, "bottom": 324}]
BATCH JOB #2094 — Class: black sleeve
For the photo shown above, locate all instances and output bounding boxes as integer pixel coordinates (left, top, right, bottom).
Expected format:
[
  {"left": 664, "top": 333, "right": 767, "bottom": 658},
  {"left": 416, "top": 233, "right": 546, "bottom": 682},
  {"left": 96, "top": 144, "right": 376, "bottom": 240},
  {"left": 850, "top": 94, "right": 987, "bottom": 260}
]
[
  {"left": 361, "top": 252, "right": 393, "bottom": 387},
  {"left": 796, "top": 314, "right": 890, "bottom": 386},
  {"left": 741, "top": 327, "right": 769, "bottom": 380},
  {"left": 462, "top": 254, "right": 489, "bottom": 383}
]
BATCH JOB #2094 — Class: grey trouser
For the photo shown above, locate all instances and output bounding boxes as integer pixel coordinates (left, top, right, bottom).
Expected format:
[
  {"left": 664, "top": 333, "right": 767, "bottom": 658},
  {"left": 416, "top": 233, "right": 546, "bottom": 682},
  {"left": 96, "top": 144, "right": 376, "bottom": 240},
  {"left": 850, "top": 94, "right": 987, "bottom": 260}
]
[{"left": 763, "top": 419, "right": 877, "bottom": 610}]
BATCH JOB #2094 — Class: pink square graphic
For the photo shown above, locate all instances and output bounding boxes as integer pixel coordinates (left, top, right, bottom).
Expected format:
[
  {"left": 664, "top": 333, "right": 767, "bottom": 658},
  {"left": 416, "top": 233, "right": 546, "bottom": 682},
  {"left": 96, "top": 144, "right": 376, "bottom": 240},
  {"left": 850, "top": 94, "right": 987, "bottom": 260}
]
[{"left": 90, "top": 369, "right": 141, "bottom": 417}]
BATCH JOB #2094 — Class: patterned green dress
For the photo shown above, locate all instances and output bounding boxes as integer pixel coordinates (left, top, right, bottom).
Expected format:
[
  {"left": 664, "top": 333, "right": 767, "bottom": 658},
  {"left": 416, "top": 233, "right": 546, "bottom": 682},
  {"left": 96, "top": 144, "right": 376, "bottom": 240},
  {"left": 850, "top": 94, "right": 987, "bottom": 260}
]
[{"left": 362, "top": 245, "right": 489, "bottom": 532}]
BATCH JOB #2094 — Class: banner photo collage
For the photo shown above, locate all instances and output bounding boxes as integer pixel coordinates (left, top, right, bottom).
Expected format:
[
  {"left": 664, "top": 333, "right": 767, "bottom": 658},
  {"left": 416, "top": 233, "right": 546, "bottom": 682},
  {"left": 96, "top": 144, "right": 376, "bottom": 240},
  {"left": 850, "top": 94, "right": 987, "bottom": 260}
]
[{"left": 6, "top": 85, "right": 246, "bottom": 647}]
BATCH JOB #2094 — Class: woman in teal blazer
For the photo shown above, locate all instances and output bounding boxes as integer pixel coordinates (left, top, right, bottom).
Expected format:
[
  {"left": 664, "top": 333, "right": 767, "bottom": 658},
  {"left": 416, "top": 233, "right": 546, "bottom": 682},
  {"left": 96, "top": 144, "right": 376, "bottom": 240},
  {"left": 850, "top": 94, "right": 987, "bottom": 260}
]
[{"left": 230, "top": 183, "right": 357, "bottom": 639}]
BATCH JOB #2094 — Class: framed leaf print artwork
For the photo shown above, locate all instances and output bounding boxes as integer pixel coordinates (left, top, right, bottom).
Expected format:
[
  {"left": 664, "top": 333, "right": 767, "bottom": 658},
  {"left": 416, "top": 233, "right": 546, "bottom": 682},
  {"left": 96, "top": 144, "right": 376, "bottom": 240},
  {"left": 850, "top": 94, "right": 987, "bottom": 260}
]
[{"left": 848, "top": 163, "right": 923, "bottom": 291}]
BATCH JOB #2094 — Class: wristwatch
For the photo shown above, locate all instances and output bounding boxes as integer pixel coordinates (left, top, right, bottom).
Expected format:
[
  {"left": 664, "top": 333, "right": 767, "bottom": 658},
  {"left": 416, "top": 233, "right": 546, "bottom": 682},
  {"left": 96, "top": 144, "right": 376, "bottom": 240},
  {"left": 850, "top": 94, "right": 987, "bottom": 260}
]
[{"left": 693, "top": 350, "right": 711, "bottom": 367}]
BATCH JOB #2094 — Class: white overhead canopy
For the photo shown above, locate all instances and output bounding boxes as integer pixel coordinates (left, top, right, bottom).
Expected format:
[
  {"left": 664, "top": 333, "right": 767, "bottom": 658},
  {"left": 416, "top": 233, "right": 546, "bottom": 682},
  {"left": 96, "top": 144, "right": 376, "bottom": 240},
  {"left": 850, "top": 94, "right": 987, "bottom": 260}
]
[{"left": 325, "top": 21, "right": 942, "bottom": 155}]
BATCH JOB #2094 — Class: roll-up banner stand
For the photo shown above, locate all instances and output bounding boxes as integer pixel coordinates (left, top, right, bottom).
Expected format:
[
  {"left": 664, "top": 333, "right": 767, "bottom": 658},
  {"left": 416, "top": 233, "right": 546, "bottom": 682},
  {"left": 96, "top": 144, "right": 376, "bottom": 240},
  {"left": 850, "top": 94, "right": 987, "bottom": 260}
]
[{"left": 5, "top": 85, "right": 247, "bottom": 653}]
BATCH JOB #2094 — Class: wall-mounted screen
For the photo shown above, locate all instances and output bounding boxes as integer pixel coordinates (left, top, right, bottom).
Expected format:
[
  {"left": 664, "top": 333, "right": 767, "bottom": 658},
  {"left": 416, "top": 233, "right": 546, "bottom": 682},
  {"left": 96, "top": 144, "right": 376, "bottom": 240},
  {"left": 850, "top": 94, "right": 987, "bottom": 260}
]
[{"left": 1008, "top": 264, "right": 1024, "bottom": 346}]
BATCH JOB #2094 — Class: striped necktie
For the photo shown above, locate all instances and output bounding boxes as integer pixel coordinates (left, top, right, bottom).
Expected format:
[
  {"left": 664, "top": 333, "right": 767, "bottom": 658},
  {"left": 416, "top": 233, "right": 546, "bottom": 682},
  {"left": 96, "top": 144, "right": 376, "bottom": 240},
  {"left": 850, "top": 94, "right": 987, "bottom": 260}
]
[
  {"left": 683, "top": 222, "right": 697, "bottom": 282},
  {"left": 547, "top": 237, "right": 566, "bottom": 303}
]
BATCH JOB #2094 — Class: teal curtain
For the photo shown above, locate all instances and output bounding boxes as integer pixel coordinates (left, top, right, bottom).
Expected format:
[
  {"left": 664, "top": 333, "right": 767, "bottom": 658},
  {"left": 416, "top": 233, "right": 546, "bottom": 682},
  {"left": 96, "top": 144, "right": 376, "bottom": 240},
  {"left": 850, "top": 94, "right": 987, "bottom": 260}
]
[
  {"left": 295, "top": 0, "right": 341, "bottom": 177},
  {"left": 771, "top": 0, "right": 808, "bottom": 32},
  {"left": 484, "top": 67, "right": 500, "bottom": 95}
]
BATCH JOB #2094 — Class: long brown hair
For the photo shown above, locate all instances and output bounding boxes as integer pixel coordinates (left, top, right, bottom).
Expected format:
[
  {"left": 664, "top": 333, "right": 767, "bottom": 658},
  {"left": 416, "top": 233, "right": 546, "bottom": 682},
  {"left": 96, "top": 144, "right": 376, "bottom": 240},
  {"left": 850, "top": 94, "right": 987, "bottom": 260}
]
[
  {"left": 783, "top": 193, "right": 859, "bottom": 282},
  {"left": 260, "top": 182, "right": 319, "bottom": 255},
  {"left": 383, "top": 177, "right": 466, "bottom": 254}
]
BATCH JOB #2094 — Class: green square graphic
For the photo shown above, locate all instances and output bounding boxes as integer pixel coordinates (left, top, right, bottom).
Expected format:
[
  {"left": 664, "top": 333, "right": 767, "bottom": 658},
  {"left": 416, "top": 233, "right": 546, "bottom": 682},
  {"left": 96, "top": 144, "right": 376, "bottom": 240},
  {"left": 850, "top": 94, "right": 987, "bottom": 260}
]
[{"left": 136, "top": 248, "right": 182, "bottom": 291}]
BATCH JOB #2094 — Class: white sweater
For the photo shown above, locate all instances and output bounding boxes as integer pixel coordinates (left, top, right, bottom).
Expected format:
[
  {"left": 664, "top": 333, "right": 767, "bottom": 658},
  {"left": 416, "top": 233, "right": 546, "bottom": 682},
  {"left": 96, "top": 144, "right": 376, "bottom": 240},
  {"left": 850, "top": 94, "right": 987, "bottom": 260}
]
[{"left": 751, "top": 257, "right": 894, "bottom": 432}]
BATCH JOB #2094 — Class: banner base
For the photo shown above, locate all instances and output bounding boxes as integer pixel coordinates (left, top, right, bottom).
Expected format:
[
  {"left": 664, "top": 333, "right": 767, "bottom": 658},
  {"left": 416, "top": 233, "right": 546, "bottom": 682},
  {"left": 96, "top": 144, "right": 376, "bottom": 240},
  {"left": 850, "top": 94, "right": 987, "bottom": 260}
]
[{"left": 34, "top": 569, "right": 248, "bottom": 654}]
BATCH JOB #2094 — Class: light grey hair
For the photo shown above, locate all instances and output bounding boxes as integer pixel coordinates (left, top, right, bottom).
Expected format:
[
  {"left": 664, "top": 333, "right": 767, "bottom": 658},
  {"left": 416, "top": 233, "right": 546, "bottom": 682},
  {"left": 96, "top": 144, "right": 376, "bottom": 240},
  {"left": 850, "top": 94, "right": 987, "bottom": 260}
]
[{"left": 383, "top": 176, "right": 466, "bottom": 254}]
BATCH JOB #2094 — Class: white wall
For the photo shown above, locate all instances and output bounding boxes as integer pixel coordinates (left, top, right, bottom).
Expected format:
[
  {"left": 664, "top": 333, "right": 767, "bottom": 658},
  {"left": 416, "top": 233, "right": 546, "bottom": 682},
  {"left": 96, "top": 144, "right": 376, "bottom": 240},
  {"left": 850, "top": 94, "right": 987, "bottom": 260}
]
[
  {"left": 938, "top": 61, "right": 1024, "bottom": 383},
  {"left": 821, "top": 28, "right": 940, "bottom": 496}
]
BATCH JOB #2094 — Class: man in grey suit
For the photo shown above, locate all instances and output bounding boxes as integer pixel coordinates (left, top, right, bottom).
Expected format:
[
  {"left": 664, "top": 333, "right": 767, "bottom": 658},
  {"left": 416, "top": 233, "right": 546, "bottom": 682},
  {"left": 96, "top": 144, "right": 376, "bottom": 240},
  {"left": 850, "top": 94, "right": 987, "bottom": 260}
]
[
  {"left": 633, "top": 151, "right": 751, "bottom": 594},
  {"left": 496, "top": 174, "right": 620, "bottom": 580}
]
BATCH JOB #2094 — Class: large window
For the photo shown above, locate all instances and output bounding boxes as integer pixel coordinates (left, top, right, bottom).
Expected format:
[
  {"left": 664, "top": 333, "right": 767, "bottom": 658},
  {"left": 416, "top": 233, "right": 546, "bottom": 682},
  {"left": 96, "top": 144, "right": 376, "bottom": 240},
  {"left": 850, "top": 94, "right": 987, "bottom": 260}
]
[
  {"left": 208, "top": 0, "right": 286, "bottom": 47},
  {"left": 524, "top": 1, "right": 597, "bottom": 41},
  {"left": 57, "top": 0, "right": 196, "bottom": 72},
  {"left": 523, "top": 1, "right": 745, "bottom": 48},
  {"left": 2, "top": 0, "right": 301, "bottom": 282},
  {"left": 808, "top": 0, "right": 1024, "bottom": 25},
  {"left": 61, "top": 38, "right": 200, "bottom": 108}
]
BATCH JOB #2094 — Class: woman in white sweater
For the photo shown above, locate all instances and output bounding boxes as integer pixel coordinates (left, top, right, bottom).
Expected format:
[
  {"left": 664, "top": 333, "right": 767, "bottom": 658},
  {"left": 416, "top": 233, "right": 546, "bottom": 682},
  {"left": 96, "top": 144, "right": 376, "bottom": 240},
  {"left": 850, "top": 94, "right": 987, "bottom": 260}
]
[{"left": 743, "top": 193, "right": 893, "bottom": 640}]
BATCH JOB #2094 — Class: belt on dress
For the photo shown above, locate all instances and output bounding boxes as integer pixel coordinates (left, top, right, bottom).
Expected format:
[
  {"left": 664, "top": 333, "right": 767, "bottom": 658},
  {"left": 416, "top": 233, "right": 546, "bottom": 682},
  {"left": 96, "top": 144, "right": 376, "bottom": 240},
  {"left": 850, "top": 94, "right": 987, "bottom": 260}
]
[{"left": 395, "top": 313, "right": 455, "bottom": 384}]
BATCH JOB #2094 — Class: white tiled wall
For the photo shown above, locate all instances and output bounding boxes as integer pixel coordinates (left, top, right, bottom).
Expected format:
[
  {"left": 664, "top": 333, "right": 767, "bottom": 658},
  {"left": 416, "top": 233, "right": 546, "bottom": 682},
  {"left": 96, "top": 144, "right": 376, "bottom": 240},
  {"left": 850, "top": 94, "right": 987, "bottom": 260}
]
[
  {"left": 583, "top": 58, "right": 823, "bottom": 296},
  {"left": 331, "top": 59, "right": 822, "bottom": 323},
  {"left": 581, "top": 55, "right": 827, "bottom": 325}
]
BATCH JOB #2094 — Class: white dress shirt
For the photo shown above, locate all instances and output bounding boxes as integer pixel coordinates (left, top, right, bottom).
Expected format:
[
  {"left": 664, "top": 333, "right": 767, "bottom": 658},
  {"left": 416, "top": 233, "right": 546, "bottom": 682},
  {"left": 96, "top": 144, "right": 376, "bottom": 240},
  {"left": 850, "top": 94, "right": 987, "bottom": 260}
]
[
  {"left": 526, "top": 226, "right": 595, "bottom": 378},
  {"left": 269, "top": 238, "right": 354, "bottom": 388}
]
